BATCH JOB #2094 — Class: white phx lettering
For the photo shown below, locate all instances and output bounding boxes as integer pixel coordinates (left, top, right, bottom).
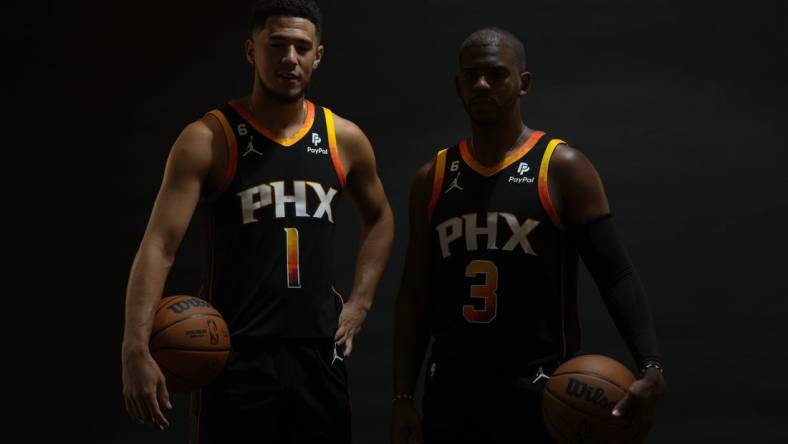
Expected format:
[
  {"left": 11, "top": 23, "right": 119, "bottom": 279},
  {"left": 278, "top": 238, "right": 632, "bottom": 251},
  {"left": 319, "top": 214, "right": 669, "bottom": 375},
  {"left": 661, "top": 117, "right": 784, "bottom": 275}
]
[
  {"left": 435, "top": 212, "right": 539, "bottom": 258},
  {"left": 237, "top": 180, "right": 338, "bottom": 223}
]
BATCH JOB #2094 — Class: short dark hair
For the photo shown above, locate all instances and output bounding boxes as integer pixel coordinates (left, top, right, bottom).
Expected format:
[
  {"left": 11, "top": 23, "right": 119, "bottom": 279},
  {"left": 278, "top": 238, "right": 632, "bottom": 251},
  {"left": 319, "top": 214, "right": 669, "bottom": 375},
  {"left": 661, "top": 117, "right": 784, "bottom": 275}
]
[
  {"left": 459, "top": 27, "right": 527, "bottom": 71},
  {"left": 250, "top": 0, "right": 323, "bottom": 39}
]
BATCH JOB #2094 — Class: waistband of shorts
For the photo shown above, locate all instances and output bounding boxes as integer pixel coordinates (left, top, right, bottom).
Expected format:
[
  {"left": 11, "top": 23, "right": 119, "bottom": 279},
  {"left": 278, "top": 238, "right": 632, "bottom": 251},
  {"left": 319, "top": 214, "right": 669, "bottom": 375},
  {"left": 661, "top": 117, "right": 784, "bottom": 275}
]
[{"left": 428, "top": 353, "right": 563, "bottom": 378}]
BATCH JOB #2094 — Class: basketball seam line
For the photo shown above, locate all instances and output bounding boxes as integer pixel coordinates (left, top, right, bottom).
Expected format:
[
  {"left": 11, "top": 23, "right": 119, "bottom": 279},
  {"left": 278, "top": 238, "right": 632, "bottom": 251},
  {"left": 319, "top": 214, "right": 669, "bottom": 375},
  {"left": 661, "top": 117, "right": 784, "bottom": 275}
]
[
  {"left": 551, "top": 370, "right": 631, "bottom": 393},
  {"left": 543, "top": 387, "right": 631, "bottom": 428},
  {"left": 150, "top": 313, "right": 225, "bottom": 338},
  {"left": 542, "top": 402, "right": 576, "bottom": 443},
  {"left": 155, "top": 296, "right": 199, "bottom": 317},
  {"left": 153, "top": 348, "right": 230, "bottom": 353}
]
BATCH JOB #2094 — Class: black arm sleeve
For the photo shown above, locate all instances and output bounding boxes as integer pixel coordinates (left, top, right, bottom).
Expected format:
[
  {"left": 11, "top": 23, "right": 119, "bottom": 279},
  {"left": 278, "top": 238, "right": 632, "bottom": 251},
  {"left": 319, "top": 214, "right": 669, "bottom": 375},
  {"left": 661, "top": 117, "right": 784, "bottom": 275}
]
[{"left": 568, "top": 214, "right": 661, "bottom": 369}]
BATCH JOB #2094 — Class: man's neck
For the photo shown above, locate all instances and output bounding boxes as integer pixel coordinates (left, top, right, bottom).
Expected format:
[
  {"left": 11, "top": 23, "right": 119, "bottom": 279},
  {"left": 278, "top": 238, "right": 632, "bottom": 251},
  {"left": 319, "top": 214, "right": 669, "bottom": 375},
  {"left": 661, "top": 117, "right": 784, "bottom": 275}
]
[
  {"left": 469, "top": 112, "right": 529, "bottom": 167},
  {"left": 248, "top": 84, "right": 307, "bottom": 135}
]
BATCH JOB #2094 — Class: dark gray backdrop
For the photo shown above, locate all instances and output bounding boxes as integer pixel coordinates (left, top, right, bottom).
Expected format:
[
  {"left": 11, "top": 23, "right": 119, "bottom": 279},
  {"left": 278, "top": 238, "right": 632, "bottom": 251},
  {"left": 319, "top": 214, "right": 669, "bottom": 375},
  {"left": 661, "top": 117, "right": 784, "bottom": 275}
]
[{"left": 9, "top": 0, "right": 787, "bottom": 442}]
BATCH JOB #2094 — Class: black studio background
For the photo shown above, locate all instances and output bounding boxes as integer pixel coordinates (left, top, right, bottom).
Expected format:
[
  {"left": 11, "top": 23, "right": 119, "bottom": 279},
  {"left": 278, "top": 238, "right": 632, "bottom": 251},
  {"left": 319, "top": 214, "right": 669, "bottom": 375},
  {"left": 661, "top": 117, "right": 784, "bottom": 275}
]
[{"left": 8, "top": 0, "right": 787, "bottom": 442}]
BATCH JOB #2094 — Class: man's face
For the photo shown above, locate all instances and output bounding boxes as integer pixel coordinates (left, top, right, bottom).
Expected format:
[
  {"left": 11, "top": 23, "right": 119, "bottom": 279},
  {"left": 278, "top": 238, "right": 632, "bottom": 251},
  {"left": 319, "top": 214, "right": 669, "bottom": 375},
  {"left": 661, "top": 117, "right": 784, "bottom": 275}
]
[
  {"left": 456, "top": 44, "right": 527, "bottom": 125},
  {"left": 246, "top": 16, "right": 324, "bottom": 103}
]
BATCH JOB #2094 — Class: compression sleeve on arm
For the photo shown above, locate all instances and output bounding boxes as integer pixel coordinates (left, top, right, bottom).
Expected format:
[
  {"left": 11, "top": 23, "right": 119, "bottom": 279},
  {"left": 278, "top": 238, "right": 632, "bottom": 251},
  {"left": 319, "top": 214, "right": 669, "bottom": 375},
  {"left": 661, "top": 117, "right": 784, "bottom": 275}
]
[{"left": 568, "top": 214, "right": 661, "bottom": 369}]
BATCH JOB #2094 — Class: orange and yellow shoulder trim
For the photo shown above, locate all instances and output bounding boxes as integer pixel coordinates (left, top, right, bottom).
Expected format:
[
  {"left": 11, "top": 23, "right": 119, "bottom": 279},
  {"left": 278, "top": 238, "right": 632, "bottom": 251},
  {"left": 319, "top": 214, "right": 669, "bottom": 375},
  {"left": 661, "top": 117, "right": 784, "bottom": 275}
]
[
  {"left": 427, "top": 148, "right": 448, "bottom": 220},
  {"left": 538, "top": 138, "right": 566, "bottom": 227},
  {"left": 205, "top": 109, "right": 238, "bottom": 199},
  {"left": 323, "top": 107, "right": 347, "bottom": 188}
]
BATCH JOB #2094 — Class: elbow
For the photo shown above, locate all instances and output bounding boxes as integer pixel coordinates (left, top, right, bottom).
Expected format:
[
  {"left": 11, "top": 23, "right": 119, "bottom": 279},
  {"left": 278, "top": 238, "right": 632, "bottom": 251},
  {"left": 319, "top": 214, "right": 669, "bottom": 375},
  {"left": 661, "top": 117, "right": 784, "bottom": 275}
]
[{"left": 137, "top": 239, "right": 176, "bottom": 270}]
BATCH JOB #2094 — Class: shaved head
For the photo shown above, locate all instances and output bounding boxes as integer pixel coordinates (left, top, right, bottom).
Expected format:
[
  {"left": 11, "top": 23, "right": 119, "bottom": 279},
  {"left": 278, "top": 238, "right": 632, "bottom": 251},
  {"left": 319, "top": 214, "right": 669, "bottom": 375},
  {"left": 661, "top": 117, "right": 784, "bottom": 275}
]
[{"left": 460, "top": 27, "right": 527, "bottom": 71}]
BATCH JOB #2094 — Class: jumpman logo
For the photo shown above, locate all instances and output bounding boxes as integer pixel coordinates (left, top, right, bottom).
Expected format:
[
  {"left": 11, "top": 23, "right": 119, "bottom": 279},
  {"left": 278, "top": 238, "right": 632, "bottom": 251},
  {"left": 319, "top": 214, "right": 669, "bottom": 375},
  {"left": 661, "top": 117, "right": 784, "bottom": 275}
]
[
  {"left": 444, "top": 172, "right": 464, "bottom": 194},
  {"left": 532, "top": 366, "right": 550, "bottom": 384},
  {"left": 242, "top": 136, "right": 263, "bottom": 157},
  {"left": 331, "top": 343, "right": 345, "bottom": 365}
]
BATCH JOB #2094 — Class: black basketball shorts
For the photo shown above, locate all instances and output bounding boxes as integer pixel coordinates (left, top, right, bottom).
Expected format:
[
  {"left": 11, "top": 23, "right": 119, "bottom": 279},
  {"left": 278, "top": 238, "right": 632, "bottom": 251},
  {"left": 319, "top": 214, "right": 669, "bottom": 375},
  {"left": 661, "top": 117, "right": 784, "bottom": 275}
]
[
  {"left": 189, "top": 339, "right": 351, "bottom": 444},
  {"left": 422, "top": 356, "right": 558, "bottom": 444}
]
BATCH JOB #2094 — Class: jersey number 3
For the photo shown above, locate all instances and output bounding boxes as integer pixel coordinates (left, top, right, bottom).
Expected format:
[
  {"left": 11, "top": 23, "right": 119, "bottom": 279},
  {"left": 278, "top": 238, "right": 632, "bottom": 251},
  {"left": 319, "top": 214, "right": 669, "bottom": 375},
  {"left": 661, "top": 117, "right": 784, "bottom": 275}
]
[{"left": 463, "top": 260, "right": 498, "bottom": 323}]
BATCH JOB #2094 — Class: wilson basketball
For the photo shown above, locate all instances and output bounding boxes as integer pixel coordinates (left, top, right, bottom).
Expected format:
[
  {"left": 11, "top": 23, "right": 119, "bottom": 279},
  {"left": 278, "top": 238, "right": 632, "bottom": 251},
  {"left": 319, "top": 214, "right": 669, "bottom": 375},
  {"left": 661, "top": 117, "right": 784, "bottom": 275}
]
[
  {"left": 542, "top": 355, "right": 636, "bottom": 444},
  {"left": 150, "top": 295, "right": 231, "bottom": 392}
]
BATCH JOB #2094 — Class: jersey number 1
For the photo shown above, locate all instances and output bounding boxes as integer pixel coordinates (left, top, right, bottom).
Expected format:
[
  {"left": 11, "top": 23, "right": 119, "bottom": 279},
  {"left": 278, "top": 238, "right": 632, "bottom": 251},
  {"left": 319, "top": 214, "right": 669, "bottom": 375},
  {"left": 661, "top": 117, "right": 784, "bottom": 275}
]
[
  {"left": 463, "top": 260, "right": 498, "bottom": 323},
  {"left": 284, "top": 228, "right": 301, "bottom": 288}
]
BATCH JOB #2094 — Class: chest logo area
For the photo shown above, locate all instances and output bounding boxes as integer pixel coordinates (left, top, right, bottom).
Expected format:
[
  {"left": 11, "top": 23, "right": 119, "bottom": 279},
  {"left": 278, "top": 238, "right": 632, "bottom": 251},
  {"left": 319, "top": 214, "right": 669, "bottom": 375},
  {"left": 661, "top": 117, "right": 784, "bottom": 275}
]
[
  {"left": 435, "top": 212, "right": 539, "bottom": 258},
  {"left": 242, "top": 135, "right": 263, "bottom": 157},
  {"left": 306, "top": 132, "right": 329, "bottom": 155},
  {"left": 444, "top": 172, "right": 464, "bottom": 194},
  {"left": 509, "top": 161, "right": 534, "bottom": 184},
  {"left": 237, "top": 180, "right": 338, "bottom": 223}
]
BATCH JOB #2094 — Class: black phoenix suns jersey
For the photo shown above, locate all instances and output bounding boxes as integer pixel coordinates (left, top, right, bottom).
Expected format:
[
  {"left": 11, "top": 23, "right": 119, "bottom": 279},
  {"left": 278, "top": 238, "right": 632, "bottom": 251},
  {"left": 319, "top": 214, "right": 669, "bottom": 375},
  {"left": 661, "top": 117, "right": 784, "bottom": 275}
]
[
  {"left": 199, "top": 100, "right": 345, "bottom": 340},
  {"left": 427, "top": 131, "right": 580, "bottom": 368}
]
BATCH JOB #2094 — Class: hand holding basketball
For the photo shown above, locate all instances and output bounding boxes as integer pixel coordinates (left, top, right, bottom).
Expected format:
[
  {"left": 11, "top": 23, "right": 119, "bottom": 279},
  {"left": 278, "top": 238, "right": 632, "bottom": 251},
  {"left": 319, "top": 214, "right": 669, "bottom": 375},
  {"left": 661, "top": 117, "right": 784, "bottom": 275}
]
[
  {"left": 122, "top": 342, "right": 172, "bottom": 431},
  {"left": 612, "top": 367, "right": 666, "bottom": 443},
  {"left": 542, "top": 354, "right": 637, "bottom": 443},
  {"left": 150, "top": 295, "right": 231, "bottom": 392},
  {"left": 391, "top": 399, "right": 423, "bottom": 444}
]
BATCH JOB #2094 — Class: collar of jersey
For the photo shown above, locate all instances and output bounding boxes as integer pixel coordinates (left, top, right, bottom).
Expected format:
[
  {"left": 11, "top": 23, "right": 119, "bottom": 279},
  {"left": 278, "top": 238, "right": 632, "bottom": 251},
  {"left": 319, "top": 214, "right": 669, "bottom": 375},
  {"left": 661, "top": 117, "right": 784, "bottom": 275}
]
[
  {"left": 229, "top": 99, "right": 316, "bottom": 147},
  {"left": 459, "top": 130, "right": 545, "bottom": 176}
]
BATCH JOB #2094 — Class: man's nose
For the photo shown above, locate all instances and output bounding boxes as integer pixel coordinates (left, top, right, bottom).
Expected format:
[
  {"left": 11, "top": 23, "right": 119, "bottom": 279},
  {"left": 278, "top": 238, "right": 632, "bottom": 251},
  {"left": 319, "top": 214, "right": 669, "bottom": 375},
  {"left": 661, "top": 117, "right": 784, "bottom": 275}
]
[
  {"left": 282, "top": 45, "right": 298, "bottom": 65},
  {"left": 473, "top": 75, "right": 491, "bottom": 91}
]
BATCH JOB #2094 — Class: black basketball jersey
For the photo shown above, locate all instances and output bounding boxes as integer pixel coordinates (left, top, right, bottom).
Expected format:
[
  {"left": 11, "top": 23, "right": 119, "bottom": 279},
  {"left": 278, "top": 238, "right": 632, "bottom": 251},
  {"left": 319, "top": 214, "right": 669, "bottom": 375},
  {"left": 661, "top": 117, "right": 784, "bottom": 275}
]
[
  {"left": 198, "top": 100, "right": 345, "bottom": 340},
  {"left": 427, "top": 131, "right": 580, "bottom": 368}
]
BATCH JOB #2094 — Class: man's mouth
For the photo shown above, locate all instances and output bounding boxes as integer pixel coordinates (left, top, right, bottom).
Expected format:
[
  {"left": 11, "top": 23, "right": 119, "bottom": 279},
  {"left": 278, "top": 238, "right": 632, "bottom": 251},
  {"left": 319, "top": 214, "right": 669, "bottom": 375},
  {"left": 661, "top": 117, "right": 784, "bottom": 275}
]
[{"left": 278, "top": 72, "right": 299, "bottom": 80}]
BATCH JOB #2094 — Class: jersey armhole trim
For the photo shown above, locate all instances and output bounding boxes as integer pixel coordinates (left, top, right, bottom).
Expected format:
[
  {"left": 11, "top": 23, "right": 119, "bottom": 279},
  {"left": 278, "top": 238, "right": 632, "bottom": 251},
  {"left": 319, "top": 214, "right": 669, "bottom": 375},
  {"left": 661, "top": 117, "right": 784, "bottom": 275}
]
[
  {"left": 538, "top": 138, "right": 565, "bottom": 228},
  {"left": 203, "top": 109, "right": 238, "bottom": 201},
  {"left": 324, "top": 108, "right": 347, "bottom": 189},
  {"left": 427, "top": 148, "right": 448, "bottom": 220}
]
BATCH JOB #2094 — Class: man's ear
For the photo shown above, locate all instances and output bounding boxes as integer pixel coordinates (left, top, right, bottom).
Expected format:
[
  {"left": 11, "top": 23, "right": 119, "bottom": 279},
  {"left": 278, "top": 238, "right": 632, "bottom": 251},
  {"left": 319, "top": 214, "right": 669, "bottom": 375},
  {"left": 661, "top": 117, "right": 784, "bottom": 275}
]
[{"left": 520, "top": 71, "right": 531, "bottom": 96}]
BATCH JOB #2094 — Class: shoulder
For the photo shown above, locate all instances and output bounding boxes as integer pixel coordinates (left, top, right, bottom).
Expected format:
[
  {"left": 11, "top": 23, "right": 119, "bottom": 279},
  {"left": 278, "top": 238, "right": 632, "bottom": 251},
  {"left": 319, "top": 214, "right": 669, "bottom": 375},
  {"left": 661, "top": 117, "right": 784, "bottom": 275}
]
[
  {"left": 330, "top": 111, "right": 371, "bottom": 153},
  {"left": 167, "top": 115, "right": 228, "bottom": 176},
  {"left": 176, "top": 115, "right": 226, "bottom": 148},
  {"left": 548, "top": 142, "right": 600, "bottom": 185},
  {"left": 413, "top": 158, "right": 435, "bottom": 192}
]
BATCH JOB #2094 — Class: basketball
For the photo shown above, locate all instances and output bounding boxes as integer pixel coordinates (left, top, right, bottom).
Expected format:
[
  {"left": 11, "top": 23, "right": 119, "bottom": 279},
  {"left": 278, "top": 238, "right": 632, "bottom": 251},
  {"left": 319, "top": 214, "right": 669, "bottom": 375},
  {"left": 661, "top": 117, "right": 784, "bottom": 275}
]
[
  {"left": 542, "top": 355, "right": 636, "bottom": 444},
  {"left": 149, "top": 295, "right": 231, "bottom": 392}
]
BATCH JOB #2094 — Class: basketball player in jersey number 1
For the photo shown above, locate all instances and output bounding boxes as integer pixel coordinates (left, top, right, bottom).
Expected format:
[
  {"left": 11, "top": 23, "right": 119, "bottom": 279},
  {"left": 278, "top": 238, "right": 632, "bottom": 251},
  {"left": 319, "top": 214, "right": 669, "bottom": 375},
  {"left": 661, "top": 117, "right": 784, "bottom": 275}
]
[
  {"left": 392, "top": 28, "right": 665, "bottom": 443},
  {"left": 121, "top": 1, "right": 394, "bottom": 442}
]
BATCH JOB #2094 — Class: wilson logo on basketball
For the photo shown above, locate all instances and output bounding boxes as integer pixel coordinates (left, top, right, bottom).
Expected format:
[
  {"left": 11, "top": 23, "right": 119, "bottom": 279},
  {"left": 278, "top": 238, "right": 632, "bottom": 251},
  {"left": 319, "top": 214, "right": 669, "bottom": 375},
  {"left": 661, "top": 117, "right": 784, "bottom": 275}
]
[
  {"left": 167, "top": 298, "right": 210, "bottom": 314},
  {"left": 565, "top": 377, "right": 617, "bottom": 411}
]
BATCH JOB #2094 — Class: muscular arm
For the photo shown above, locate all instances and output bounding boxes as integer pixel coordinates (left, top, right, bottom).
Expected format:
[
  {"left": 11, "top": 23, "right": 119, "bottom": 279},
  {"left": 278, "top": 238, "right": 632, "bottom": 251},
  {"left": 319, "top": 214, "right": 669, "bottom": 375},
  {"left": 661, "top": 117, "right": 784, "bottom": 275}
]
[
  {"left": 332, "top": 115, "right": 395, "bottom": 356},
  {"left": 549, "top": 145, "right": 660, "bottom": 367},
  {"left": 391, "top": 161, "right": 434, "bottom": 444},
  {"left": 549, "top": 144, "right": 664, "bottom": 436},
  {"left": 122, "top": 115, "right": 225, "bottom": 428},
  {"left": 393, "top": 161, "right": 434, "bottom": 398}
]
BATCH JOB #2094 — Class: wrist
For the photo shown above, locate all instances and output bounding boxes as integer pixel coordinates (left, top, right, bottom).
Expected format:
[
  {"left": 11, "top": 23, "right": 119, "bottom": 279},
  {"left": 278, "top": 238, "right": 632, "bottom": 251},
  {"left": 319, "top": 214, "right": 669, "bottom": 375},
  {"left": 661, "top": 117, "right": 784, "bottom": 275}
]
[
  {"left": 392, "top": 393, "right": 415, "bottom": 404},
  {"left": 122, "top": 341, "right": 150, "bottom": 360},
  {"left": 346, "top": 297, "right": 372, "bottom": 313},
  {"left": 639, "top": 359, "right": 664, "bottom": 376}
]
